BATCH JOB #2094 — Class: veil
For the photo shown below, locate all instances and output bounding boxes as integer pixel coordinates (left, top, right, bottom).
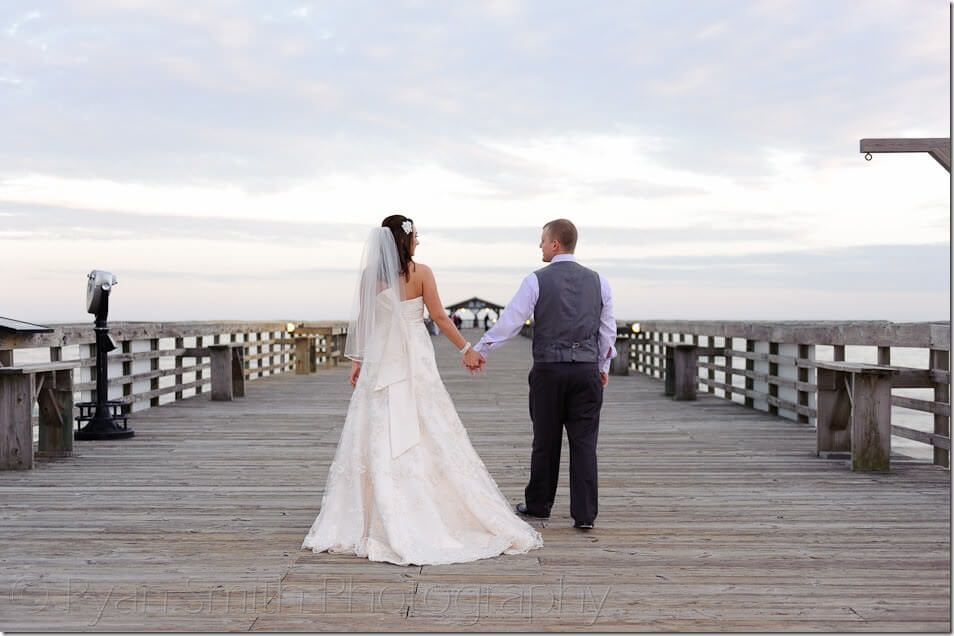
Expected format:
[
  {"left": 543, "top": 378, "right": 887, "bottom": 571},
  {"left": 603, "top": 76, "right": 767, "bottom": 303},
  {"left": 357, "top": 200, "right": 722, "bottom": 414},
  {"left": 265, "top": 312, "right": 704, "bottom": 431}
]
[
  {"left": 344, "top": 227, "right": 405, "bottom": 363},
  {"left": 344, "top": 226, "right": 420, "bottom": 457}
]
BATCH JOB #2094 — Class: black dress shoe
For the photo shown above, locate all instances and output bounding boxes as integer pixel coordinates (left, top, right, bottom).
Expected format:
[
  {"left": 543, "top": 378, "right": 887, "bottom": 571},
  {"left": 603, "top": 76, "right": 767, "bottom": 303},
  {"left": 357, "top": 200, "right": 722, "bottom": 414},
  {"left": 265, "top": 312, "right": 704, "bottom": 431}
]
[
  {"left": 515, "top": 503, "right": 549, "bottom": 519},
  {"left": 574, "top": 521, "right": 594, "bottom": 530}
]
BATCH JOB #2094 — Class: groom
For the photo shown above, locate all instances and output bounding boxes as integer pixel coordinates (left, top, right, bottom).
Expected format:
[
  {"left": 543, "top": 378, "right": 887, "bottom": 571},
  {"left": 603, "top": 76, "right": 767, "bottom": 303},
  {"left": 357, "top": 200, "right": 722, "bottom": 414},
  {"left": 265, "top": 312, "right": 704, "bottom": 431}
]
[{"left": 472, "top": 219, "right": 616, "bottom": 530}]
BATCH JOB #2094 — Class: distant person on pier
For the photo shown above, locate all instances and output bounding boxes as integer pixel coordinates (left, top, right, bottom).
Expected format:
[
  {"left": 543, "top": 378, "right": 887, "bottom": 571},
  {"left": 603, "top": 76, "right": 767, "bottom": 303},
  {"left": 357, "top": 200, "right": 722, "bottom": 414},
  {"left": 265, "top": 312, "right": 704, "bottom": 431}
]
[
  {"left": 302, "top": 214, "right": 541, "bottom": 565},
  {"left": 484, "top": 313, "right": 491, "bottom": 331},
  {"left": 473, "top": 219, "right": 616, "bottom": 531}
]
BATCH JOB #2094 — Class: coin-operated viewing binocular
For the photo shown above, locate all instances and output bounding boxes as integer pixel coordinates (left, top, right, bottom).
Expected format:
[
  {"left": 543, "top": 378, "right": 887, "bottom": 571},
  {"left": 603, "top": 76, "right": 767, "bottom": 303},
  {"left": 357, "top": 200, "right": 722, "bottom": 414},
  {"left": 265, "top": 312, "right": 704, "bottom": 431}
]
[
  {"left": 86, "top": 270, "right": 118, "bottom": 351},
  {"left": 87, "top": 269, "right": 117, "bottom": 315},
  {"left": 75, "top": 269, "right": 133, "bottom": 440}
]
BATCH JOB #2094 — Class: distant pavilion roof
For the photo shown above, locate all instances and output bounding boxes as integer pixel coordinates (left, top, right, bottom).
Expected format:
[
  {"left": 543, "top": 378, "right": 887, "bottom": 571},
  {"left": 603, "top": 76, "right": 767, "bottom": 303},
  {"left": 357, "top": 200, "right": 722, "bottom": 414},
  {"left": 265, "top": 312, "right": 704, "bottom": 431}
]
[{"left": 445, "top": 297, "right": 505, "bottom": 313}]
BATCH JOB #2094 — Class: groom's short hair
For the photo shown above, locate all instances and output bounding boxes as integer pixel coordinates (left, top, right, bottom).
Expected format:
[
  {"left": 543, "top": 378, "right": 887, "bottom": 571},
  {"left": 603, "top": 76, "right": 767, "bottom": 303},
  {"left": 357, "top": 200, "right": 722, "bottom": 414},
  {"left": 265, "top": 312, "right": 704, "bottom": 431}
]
[{"left": 543, "top": 219, "right": 578, "bottom": 253}]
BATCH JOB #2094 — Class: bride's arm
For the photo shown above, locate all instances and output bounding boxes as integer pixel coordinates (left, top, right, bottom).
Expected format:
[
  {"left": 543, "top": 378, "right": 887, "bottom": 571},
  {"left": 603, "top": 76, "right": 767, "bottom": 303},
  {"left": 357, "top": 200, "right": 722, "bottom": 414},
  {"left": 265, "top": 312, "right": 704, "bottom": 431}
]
[{"left": 420, "top": 264, "right": 469, "bottom": 351}]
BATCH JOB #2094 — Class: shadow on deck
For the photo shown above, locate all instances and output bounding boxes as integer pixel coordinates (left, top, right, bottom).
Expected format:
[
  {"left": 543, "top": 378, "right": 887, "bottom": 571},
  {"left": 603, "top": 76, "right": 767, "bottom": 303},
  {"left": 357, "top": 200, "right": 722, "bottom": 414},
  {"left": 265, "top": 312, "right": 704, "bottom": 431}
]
[{"left": 0, "top": 330, "right": 949, "bottom": 631}]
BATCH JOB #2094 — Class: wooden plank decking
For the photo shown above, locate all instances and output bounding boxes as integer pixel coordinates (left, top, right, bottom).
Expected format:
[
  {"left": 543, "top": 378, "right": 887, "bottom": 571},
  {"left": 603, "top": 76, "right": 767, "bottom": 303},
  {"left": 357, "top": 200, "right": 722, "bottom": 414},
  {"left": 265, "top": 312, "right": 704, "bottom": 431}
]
[{"left": 0, "top": 330, "right": 949, "bottom": 632}]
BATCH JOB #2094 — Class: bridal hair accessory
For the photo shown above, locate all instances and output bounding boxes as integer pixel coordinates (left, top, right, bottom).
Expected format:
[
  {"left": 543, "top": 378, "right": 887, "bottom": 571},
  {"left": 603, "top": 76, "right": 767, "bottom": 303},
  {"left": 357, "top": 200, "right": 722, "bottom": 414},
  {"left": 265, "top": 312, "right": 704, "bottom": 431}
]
[{"left": 402, "top": 220, "right": 413, "bottom": 235}]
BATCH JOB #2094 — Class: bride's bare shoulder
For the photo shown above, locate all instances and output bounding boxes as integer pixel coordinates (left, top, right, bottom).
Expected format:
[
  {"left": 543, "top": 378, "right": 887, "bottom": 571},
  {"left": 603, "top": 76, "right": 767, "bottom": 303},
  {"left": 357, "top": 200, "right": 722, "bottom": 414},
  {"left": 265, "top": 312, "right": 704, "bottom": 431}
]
[{"left": 413, "top": 262, "right": 433, "bottom": 277}]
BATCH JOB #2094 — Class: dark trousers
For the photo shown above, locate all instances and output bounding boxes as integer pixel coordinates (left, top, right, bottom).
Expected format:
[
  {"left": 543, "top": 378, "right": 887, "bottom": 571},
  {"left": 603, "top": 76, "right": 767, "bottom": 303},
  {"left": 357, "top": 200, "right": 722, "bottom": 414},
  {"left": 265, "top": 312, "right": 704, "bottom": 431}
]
[{"left": 526, "top": 362, "right": 602, "bottom": 524}]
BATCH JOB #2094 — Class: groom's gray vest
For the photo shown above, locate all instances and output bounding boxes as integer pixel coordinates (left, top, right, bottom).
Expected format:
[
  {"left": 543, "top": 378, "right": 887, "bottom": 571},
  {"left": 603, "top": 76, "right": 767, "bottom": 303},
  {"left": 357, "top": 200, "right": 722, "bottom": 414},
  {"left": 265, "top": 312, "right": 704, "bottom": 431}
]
[{"left": 532, "top": 260, "right": 602, "bottom": 364}]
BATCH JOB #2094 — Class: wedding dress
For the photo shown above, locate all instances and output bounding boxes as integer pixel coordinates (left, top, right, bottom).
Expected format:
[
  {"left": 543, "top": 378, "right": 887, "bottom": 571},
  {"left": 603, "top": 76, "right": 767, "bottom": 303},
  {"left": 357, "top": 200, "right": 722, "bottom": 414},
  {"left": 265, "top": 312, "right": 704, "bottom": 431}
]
[{"left": 301, "top": 291, "right": 543, "bottom": 566}]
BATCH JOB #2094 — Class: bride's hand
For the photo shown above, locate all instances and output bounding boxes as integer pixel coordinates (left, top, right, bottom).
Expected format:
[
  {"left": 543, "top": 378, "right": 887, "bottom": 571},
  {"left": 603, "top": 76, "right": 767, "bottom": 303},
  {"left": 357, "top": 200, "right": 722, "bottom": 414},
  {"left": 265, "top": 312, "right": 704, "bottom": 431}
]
[{"left": 350, "top": 361, "right": 361, "bottom": 388}]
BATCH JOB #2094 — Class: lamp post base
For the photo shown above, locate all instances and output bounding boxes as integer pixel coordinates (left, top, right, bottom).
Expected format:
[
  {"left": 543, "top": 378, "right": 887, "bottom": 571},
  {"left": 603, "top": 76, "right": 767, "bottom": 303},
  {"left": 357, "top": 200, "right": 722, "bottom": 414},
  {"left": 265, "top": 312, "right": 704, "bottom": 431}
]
[
  {"left": 74, "top": 401, "right": 134, "bottom": 440},
  {"left": 75, "top": 423, "right": 135, "bottom": 441}
]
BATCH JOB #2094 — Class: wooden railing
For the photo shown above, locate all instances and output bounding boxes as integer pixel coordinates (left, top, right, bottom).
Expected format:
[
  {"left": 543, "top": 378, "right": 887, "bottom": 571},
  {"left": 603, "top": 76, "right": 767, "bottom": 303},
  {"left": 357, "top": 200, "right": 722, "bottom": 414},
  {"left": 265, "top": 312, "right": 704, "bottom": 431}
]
[
  {"left": 619, "top": 321, "right": 951, "bottom": 467},
  {"left": 0, "top": 320, "right": 349, "bottom": 417}
]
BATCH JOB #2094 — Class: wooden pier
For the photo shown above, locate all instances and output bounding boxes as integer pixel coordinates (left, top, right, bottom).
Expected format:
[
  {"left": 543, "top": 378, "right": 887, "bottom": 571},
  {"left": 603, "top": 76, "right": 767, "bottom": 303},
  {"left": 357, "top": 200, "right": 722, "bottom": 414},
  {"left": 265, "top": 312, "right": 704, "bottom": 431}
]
[{"left": 0, "top": 329, "right": 949, "bottom": 631}]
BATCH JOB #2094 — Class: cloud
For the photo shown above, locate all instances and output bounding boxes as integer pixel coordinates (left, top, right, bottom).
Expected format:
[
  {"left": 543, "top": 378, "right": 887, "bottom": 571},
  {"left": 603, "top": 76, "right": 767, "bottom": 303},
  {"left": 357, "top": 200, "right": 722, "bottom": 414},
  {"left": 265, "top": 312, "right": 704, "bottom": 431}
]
[
  {"left": 5, "top": 200, "right": 943, "bottom": 294},
  {"left": 0, "top": 202, "right": 369, "bottom": 244},
  {"left": 589, "top": 243, "right": 951, "bottom": 293},
  {"left": 0, "top": 1, "right": 947, "bottom": 322},
  {"left": 3, "top": 1, "right": 946, "bottom": 185}
]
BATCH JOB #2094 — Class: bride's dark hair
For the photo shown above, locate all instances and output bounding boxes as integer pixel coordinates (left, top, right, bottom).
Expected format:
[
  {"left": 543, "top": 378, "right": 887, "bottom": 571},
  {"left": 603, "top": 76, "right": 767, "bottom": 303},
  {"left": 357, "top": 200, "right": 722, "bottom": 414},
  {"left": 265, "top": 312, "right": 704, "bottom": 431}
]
[{"left": 381, "top": 214, "right": 415, "bottom": 282}]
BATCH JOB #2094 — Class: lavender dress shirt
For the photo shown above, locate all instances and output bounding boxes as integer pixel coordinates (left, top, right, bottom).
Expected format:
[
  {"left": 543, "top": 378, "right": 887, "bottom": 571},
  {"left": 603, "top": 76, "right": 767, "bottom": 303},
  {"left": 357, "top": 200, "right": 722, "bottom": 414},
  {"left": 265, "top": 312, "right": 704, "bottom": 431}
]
[{"left": 474, "top": 254, "right": 617, "bottom": 373}]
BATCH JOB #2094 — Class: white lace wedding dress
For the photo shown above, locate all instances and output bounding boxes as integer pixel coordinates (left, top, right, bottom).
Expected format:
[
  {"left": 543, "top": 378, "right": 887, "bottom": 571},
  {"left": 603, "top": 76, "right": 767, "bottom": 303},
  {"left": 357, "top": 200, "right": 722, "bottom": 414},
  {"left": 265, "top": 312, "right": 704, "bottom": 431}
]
[{"left": 301, "top": 294, "right": 543, "bottom": 566}]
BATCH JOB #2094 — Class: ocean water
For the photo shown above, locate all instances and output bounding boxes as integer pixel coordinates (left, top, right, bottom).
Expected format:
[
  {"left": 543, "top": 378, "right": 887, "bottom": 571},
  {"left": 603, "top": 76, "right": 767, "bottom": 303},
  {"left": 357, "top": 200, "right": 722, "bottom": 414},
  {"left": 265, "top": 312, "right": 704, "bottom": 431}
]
[{"left": 12, "top": 340, "right": 946, "bottom": 463}]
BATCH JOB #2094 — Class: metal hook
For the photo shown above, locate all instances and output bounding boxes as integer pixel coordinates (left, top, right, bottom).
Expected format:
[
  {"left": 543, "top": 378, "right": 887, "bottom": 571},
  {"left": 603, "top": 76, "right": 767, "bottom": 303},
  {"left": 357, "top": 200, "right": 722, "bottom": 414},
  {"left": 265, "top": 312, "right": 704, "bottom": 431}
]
[{"left": 864, "top": 152, "right": 873, "bottom": 161}]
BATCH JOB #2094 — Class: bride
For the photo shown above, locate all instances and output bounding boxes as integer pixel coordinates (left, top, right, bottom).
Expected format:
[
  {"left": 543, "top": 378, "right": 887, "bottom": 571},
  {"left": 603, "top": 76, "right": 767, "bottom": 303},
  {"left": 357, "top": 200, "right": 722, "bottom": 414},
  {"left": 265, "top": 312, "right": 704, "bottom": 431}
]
[{"left": 301, "top": 214, "right": 543, "bottom": 566}]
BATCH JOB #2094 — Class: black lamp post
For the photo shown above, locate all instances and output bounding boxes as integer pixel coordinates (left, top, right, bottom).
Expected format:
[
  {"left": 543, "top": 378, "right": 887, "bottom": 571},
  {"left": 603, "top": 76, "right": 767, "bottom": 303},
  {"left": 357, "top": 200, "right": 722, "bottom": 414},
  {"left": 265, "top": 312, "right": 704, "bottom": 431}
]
[{"left": 75, "top": 270, "right": 134, "bottom": 440}]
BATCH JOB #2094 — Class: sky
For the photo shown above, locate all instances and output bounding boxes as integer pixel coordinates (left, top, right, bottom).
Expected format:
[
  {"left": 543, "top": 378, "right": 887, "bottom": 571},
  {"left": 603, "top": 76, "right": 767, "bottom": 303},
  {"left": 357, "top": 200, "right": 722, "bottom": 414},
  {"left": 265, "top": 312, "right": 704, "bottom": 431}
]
[{"left": 0, "top": 0, "right": 950, "bottom": 324}]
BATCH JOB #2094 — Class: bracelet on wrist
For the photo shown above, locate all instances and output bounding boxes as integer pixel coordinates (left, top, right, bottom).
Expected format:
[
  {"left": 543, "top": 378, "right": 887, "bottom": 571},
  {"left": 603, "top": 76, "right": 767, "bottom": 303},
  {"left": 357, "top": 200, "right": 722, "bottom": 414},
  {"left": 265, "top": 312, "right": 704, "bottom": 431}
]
[{"left": 459, "top": 342, "right": 472, "bottom": 355}]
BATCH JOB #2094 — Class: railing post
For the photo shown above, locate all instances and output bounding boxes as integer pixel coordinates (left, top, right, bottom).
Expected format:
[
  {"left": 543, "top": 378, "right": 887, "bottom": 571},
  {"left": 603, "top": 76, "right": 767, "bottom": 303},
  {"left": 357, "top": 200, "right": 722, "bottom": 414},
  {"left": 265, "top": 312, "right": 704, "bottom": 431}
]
[
  {"left": 259, "top": 332, "right": 266, "bottom": 377},
  {"left": 642, "top": 333, "right": 650, "bottom": 376},
  {"left": 195, "top": 336, "right": 204, "bottom": 393},
  {"left": 642, "top": 332, "right": 648, "bottom": 377},
  {"left": 798, "top": 344, "right": 812, "bottom": 424},
  {"left": 664, "top": 340, "right": 675, "bottom": 396},
  {"left": 335, "top": 333, "right": 346, "bottom": 367},
  {"left": 647, "top": 332, "right": 654, "bottom": 378},
  {"left": 724, "top": 337, "right": 733, "bottom": 401},
  {"left": 175, "top": 337, "right": 184, "bottom": 401},
  {"left": 320, "top": 330, "right": 335, "bottom": 369},
  {"left": 268, "top": 332, "right": 276, "bottom": 375},
  {"left": 610, "top": 327, "right": 630, "bottom": 376},
  {"left": 674, "top": 345, "right": 699, "bottom": 401},
  {"left": 878, "top": 346, "right": 891, "bottom": 366},
  {"left": 930, "top": 348, "right": 950, "bottom": 468},
  {"left": 766, "top": 342, "right": 779, "bottom": 415},
  {"left": 150, "top": 338, "right": 160, "bottom": 408},
  {"left": 665, "top": 343, "right": 699, "bottom": 401},
  {"left": 745, "top": 339, "right": 755, "bottom": 408},
  {"left": 632, "top": 333, "right": 641, "bottom": 375},
  {"left": 768, "top": 342, "right": 779, "bottom": 416},
  {"left": 121, "top": 340, "right": 132, "bottom": 413},
  {"left": 243, "top": 333, "right": 254, "bottom": 382},
  {"left": 209, "top": 345, "right": 234, "bottom": 401},
  {"left": 232, "top": 345, "right": 246, "bottom": 398},
  {"left": 632, "top": 333, "right": 640, "bottom": 375},
  {"left": 295, "top": 336, "right": 311, "bottom": 375},
  {"left": 704, "top": 335, "right": 715, "bottom": 394}
]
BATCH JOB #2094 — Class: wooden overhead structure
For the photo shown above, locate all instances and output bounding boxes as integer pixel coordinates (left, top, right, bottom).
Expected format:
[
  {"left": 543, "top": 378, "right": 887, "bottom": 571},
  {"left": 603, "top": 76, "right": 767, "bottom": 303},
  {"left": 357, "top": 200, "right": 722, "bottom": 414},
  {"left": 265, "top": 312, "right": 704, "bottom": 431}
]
[
  {"left": 857, "top": 136, "right": 950, "bottom": 469},
  {"left": 445, "top": 296, "right": 505, "bottom": 314},
  {"left": 860, "top": 137, "right": 951, "bottom": 172}
]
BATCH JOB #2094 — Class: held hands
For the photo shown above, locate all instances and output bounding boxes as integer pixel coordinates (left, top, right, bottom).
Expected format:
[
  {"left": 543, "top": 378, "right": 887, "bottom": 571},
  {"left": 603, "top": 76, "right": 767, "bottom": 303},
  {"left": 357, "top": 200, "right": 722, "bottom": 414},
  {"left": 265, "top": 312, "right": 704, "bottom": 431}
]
[
  {"left": 462, "top": 348, "right": 485, "bottom": 375},
  {"left": 599, "top": 371, "right": 609, "bottom": 387},
  {"left": 351, "top": 348, "right": 484, "bottom": 385}
]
